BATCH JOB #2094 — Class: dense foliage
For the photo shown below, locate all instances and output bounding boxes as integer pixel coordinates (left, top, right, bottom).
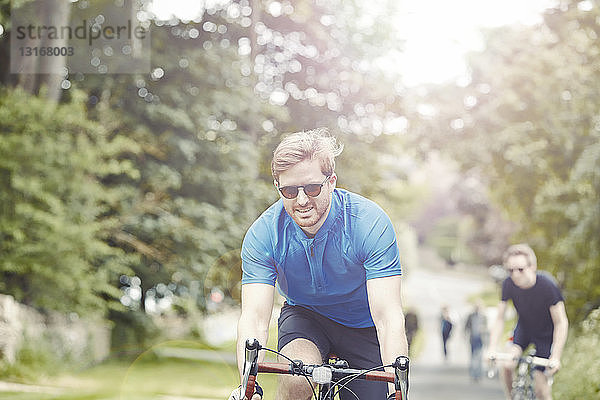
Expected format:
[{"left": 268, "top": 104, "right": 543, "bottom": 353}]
[
  {"left": 0, "top": 88, "right": 138, "bottom": 314},
  {"left": 410, "top": 0, "right": 600, "bottom": 322},
  {"left": 0, "top": 0, "right": 422, "bottom": 322},
  {"left": 554, "top": 308, "right": 600, "bottom": 399},
  {"left": 0, "top": 2, "right": 597, "bottom": 378}
]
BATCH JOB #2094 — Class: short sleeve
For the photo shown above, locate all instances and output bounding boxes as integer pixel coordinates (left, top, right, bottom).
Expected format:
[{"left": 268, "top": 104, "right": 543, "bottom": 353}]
[
  {"left": 542, "top": 273, "right": 564, "bottom": 306},
  {"left": 361, "top": 205, "right": 402, "bottom": 280},
  {"left": 241, "top": 219, "right": 277, "bottom": 286}
]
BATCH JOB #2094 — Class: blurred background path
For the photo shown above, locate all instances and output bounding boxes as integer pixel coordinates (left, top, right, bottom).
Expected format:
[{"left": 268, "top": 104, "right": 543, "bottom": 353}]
[
  {"left": 0, "top": 256, "right": 507, "bottom": 400},
  {"left": 198, "top": 248, "right": 509, "bottom": 399},
  {"left": 403, "top": 249, "right": 505, "bottom": 399}
]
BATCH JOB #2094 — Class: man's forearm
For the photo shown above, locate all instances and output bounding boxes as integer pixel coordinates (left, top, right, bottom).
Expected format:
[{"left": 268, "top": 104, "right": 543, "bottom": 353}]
[
  {"left": 549, "top": 302, "right": 569, "bottom": 363},
  {"left": 550, "top": 318, "right": 568, "bottom": 360},
  {"left": 380, "top": 318, "right": 409, "bottom": 363},
  {"left": 236, "top": 314, "right": 270, "bottom": 378},
  {"left": 488, "top": 319, "right": 505, "bottom": 352},
  {"left": 489, "top": 302, "right": 507, "bottom": 352},
  {"left": 375, "top": 315, "right": 408, "bottom": 394},
  {"left": 236, "top": 283, "right": 275, "bottom": 380}
]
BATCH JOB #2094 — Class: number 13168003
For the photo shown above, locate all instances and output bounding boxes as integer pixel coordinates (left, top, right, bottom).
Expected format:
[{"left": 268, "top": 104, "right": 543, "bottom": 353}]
[{"left": 19, "top": 46, "right": 74, "bottom": 56}]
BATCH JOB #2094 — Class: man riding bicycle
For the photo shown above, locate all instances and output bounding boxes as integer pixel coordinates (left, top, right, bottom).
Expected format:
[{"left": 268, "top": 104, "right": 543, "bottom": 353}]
[
  {"left": 229, "top": 128, "right": 409, "bottom": 400},
  {"left": 488, "top": 244, "right": 568, "bottom": 400}
]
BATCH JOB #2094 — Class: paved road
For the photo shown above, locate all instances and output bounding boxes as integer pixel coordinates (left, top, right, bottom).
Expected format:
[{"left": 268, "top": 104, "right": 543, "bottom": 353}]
[
  {"left": 200, "top": 252, "right": 509, "bottom": 399},
  {"left": 410, "top": 362, "right": 504, "bottom": 400},
  {"left": 403, "top": 258, "right": 506, "bottom": 400}
]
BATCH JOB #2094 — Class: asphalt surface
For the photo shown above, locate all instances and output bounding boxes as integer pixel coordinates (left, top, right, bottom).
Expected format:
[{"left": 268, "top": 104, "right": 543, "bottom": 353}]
[
  {"left": 402, "top": 253, "right": 506, "bottom": 400},
  {"left": 199, "top": 250, "right": 509, "bottom": 399},
  {"left": 409, "top": 362, "right": 505, "bottom": 400}
]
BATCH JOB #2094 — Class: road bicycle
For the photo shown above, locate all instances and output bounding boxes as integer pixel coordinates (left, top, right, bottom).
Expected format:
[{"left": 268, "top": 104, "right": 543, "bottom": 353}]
[
  {"left": 488, "top": 350, "right": 552, "bottom": 400},
  {"left": 240, "top": 338, "right": 409, "bottom": 400}
]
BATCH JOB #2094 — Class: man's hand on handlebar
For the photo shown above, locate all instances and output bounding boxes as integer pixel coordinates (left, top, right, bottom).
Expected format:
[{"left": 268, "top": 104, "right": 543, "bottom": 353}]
[
  {"left": 232, "top": 338, "right": 263, "bottom": 400},
  {"left": 546, "top": 357, "right": 560, "bottom": 376},
  {"left": 227, "top": 382, "right": 263, "bottom": 400}
]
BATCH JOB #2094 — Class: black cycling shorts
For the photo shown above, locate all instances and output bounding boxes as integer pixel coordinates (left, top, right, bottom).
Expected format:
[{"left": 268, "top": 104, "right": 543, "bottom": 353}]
[
  {"left": 277, "top": 302, "right": 387, "bottom": 399},
  {"left": 513, "top": 323, "right": 553, "bottom": 371}
]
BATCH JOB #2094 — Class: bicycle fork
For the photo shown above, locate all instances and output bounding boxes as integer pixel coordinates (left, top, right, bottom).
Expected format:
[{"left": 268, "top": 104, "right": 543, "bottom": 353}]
[{"left": 318, "top": 382, "right": 333, "bottom": 400}]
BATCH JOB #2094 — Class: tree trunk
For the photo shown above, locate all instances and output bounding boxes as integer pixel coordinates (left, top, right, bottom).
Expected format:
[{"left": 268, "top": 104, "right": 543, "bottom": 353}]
[{"left": 15, "top": 0, "right": 70, "bottom": 102}]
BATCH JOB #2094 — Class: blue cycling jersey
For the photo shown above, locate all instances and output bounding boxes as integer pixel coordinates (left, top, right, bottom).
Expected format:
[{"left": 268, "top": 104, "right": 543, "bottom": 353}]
[{"left": 241, "top": 188, "right": 402, "bottom": 328}]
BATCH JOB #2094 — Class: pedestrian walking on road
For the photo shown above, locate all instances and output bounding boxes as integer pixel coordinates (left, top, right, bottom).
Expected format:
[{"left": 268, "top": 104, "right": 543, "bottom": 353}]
[
  {"left": 404, "top": 308, "right": 419, "bottom": 354},
  {"left": 440, "top": 305, "right": 453, "bottom": 361},
  {"left": 465, "top": 300, "right": 488, "bottom": 381}
]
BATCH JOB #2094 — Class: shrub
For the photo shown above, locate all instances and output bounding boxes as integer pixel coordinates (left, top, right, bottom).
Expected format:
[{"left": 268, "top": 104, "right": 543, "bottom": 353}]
[
  {"left": 0, "top": 336, "right": 62, "bottom": 381},
  {"left": 553, "top": 308, "right": 600, "bottom": 399},
  {"left": 109, "top": 309, "right": 161, "bottom": 360}
]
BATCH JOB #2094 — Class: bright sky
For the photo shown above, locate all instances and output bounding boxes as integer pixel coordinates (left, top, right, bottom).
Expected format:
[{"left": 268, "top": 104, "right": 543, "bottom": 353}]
[
  {"left": 148, "top": 0, "right": 556, "bottom": 86},
  {"left": 393, "top": 0, "right": 557, "bottom": 86}
]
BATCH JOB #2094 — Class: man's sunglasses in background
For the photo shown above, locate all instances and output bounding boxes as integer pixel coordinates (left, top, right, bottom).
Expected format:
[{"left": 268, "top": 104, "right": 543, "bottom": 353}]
[{"left": 507, "top": 267, "right": 527, "bottom": 274}]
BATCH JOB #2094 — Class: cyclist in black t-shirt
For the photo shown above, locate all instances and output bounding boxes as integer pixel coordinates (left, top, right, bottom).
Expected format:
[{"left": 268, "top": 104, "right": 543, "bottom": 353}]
[{"left": 488, "top": 244, "right": 568, "bottom": 400}]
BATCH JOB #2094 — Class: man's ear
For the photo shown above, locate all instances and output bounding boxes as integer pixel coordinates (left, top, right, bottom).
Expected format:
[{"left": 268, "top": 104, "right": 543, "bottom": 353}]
[{"left": 330, "top": 173, "right": 337, "bottom": 189}]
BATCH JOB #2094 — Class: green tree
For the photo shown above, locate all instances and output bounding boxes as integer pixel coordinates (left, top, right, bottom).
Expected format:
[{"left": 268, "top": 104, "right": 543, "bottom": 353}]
[
  {"left": 0, "top": 88, "right": 138, "bottom": 315},
  {"left": 73, "top": 0, "right": 419, "bottom": 314},
  {"left": 72, "top": 14, "right": 284, "bottom": 314},
  {"left": 411, "top": 0, "right": 600, "bottom": 322},
  {"left": 1, "top": 0, "right": 423, "bottom": 323}
]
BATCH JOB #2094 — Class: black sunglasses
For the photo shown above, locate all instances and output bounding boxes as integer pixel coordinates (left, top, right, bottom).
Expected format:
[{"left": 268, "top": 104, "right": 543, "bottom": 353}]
[{"left": 277, "top": 176, "right": 330, "bottom": 199}]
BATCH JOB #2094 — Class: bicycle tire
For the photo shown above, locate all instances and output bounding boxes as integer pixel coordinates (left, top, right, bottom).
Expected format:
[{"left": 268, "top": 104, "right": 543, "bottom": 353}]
[{"left": 511, "top": 378, "right": 536, "bottom": 400}]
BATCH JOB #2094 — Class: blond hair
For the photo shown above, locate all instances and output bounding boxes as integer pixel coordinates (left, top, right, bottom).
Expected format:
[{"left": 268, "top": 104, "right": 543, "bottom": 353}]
[
  {"left": 502, "top": 243, "right": 538, "bottom": 268},
  {"left": 271, "top": 128, "right": 343, "bottom": 181}
]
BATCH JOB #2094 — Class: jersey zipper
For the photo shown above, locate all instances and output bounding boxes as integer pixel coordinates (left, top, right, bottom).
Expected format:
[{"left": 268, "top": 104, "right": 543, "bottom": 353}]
[
  {"left": 308, "top": 240, "right": 325, "bottom": 291},
  {"left": 305, "top": 239, "right": 324, "bottom": 292}
]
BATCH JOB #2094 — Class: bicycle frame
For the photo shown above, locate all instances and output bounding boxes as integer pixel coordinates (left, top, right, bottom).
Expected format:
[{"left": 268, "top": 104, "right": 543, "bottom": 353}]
[
  {"left": 489, "top": 351, "right": 551, "bottom": 400},
  {"left": 241, "top": 338, "right": 409, "bottom": 400}
]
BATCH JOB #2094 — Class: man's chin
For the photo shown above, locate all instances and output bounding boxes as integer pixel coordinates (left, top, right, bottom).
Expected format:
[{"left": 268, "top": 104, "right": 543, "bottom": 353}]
[{"left": 293, "top": 215, "right": 316, "bottom": 227}]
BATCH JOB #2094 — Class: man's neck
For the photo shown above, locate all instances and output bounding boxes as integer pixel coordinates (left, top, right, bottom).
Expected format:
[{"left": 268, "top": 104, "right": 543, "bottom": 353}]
[
  {"left": 301, "top": 219, "right": 323, "bottom": 238},
  {"left": 520, "top": 272, "right": 537, "bottom": 289},
  {"left": 299, "top": 195, "right": 334, "bottom": 238}
]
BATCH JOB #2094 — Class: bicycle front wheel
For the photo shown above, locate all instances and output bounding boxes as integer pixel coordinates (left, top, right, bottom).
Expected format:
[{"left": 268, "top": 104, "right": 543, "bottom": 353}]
[{"left": 511, "top": 383, "right": 536, "bottom": 400}]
